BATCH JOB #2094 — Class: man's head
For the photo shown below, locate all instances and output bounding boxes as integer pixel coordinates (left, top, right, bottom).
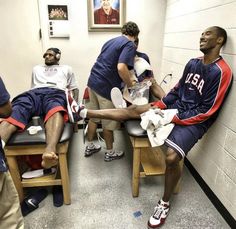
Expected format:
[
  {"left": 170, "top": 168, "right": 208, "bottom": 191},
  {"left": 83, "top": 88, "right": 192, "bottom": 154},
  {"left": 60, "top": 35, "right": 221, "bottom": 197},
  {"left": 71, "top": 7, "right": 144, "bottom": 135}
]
[
  {"left": 43, "top": 48, "right": 61, "bottom": 66},
  {"left": 100, "top": 0, "right": 113, "bottom": 11},
  {"left": 121, "top": 21, "right": 140, "bottom": 40},
  {"left": 200, "top": 26, "right": 227, "bottom": 54}
]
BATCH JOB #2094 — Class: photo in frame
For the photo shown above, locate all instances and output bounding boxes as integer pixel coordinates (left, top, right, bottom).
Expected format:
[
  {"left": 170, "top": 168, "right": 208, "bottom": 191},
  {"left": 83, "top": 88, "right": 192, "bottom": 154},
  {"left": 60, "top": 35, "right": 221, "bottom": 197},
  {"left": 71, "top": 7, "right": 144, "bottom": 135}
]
[
  {"left": 87, "top": 0, "right": 126, "bottom": 32},
  {"left": 48, "top": 4, "right": 70, "bottom": 38}
]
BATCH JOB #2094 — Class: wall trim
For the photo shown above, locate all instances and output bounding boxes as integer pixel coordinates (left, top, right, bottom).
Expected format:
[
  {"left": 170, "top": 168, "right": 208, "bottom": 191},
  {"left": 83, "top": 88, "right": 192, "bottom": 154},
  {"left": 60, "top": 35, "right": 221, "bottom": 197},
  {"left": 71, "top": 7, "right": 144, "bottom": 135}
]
[{"left": 184, "top": 158, "right": 236, "bottom": 228}]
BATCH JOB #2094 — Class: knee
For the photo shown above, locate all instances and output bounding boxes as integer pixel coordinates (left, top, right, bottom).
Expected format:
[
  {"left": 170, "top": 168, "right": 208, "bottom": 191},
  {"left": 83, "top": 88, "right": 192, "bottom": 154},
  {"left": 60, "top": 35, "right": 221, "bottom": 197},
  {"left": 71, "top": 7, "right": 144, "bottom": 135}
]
[{"left": 165, "top": 148, "right": 181, "bottom": 168}]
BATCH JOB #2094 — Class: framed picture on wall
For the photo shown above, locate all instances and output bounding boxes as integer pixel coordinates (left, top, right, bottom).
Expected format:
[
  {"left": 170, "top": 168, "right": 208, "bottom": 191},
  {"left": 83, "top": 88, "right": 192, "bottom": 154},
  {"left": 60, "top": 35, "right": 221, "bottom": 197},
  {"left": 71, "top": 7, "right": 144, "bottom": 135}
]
[
  {"left": 48, "top": 5, "right": 68, "bottom": 20},
  {"left": 48, "top": 4, "right": 70, "bottom": 38},
  {"left": 87, "top": 0, "right": 126, "bottom": 32}
]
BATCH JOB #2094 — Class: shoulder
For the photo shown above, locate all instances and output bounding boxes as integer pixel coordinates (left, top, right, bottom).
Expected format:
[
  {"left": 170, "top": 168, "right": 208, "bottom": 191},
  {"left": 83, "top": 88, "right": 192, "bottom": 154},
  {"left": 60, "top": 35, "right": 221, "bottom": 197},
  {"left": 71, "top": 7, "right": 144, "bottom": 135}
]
[
  {"left": 33, "top": 64, "right": 43, "bottom": 69},
  {"left": 189, "top": 57, "right": 202, "bottom": 64},
  {"left": 111, "top": 8, "right": 119, "bottom": 15},
  {"left": 108, "top": 36, "right": 134, "bottom": 47},
  {"left": 32, "top": 64, "right": 43, "bottom": 72},
  {"left": 58, "top": 64, "right": 72, "bottom": 69},
  {"left": 94, "top": 8, "right": 102, "bottom": 15},
  {"left": 136, "top": 51, "right": 150, "bottom": 62},
  {"left": 59, "top": 65, "right": 73, "bottom": 74},
  {"left": 216, "top": 58, "right": 232, "bottom": 75}
]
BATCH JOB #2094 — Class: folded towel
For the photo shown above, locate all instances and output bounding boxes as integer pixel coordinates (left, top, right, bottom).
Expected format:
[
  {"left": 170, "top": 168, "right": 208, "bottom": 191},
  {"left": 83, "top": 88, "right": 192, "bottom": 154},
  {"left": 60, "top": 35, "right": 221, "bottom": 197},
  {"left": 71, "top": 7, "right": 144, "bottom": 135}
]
[{"left": 140, "top": 109, "right": 178, "bottom": 147}]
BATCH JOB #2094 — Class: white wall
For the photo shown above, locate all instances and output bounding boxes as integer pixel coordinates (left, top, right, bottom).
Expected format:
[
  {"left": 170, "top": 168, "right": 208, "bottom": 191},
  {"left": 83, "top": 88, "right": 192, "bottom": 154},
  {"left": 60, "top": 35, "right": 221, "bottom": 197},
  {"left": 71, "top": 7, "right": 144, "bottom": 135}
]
[
  {"left": 160, "top": 0, "right": 236, "bottom": 219},
  {"left": 3, "top": 0, "right": 165, "bottom": 100},
  {"left": 0, "top": 0, "right": 42, "bottom": 97}
]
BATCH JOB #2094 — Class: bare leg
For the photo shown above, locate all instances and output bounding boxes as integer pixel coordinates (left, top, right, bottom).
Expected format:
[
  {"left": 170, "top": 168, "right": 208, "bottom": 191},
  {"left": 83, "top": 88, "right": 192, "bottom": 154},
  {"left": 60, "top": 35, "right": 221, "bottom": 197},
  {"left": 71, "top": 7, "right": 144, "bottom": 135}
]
[
  {"left": 42, "top": 112, "right": 64, "bottom": 168},
  {"left": 0, "top": 121, "right": 18, "bottom": 142},
  {"left": 103, "top": 129, "right": 113, "bottom": 150},
  {"left": 87, "top": 120, "right": 98, "bottom": 141},
  {"left": 86, "top": 103, "right": 152, "bottom": 121},
  {"left": 162, "top": 148, "right": 182, "bottom": 202}
]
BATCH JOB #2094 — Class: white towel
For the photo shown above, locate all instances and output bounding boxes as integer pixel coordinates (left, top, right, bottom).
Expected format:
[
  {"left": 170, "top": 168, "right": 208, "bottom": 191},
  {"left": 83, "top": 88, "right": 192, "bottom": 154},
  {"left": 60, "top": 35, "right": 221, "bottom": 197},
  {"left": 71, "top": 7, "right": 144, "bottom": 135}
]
[
  {"left": 146, "top": 123, "right": 175, "bottom": 147},
  {"left": 134, "top": 57, "right": 152, "bottom": 76},
  {"left": 140, "top": 109, "right": 178, "bottom": 147}
]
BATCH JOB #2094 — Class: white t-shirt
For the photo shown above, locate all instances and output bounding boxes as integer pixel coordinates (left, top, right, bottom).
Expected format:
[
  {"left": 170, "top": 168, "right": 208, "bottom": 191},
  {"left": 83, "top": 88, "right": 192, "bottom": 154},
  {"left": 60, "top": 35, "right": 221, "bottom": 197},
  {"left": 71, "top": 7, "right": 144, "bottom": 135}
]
[{"left": 31, "top": 64, "right": 78, "bottom": 91}]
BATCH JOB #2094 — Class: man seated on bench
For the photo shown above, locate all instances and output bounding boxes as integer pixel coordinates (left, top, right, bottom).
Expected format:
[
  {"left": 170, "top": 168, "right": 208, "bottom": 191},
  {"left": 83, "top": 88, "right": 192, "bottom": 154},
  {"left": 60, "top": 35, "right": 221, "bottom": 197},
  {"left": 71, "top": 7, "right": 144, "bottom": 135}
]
[
  {"left": 0, "top": 48, "right": 78, "bottom": 169},
  {"left": 77, "top": 26, "right": 232, "bottom": 228}
]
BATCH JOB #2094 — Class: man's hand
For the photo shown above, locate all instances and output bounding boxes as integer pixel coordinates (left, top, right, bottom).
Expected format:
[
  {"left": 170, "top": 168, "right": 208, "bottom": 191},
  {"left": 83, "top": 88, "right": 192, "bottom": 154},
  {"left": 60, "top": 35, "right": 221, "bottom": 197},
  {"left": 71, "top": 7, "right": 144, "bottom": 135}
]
[{"left": 159, "top": 109, "right": 178, "bottom": 125}]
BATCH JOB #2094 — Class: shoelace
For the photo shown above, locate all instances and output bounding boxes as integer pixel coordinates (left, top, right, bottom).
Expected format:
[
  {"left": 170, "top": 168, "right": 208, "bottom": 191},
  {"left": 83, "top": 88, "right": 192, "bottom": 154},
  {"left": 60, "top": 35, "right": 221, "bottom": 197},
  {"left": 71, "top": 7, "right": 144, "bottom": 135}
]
[{"left": 153, "top": 204, "right": 169, "bottom": 220}]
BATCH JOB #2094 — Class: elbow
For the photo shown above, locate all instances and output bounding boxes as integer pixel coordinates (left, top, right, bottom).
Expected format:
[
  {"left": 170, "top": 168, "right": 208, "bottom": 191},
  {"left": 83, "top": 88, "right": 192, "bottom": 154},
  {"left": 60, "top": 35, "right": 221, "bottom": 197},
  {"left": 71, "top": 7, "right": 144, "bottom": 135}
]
[
  {"left": 117, "top": 63, "right": 126, "bottom": 75},
  {"left": 0, "top": 102, "right": 12, "bottom": 118}
]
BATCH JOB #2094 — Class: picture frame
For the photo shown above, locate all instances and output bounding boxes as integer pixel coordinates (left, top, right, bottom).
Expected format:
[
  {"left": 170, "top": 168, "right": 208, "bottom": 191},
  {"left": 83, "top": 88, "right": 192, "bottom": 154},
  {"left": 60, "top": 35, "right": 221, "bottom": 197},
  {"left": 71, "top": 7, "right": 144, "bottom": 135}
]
[
  {"left": 48, "top": 5, "right": 68, "bottom": 20},
  {"left": 87, "top": 0, "right": 126, "bottom": 32},
  {"left": 47, "top": 4, "right": 70, "bottom": 38}
]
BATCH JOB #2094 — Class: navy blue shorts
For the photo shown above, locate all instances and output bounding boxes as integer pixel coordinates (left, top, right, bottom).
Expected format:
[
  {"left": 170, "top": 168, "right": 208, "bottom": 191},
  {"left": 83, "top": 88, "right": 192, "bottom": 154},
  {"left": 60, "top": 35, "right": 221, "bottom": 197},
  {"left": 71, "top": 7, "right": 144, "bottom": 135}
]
[
  {"left": 6, "top": 87, "right": 68, "bottom": 129},
  {"left": 164, "top": 124, "right": 207, "bottom": 158}
]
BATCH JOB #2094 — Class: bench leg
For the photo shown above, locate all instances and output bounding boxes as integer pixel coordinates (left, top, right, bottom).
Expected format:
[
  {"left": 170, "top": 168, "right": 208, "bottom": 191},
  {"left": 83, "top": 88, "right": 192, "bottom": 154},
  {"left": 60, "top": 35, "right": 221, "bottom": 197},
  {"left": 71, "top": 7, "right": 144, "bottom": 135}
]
[
  {"left": 59, "top": 153, "right": 71, "bottom": 205},
  {"left": 6, "top": 156, "right": 24, "bottom": 202},
  {"left": 173, "top": 159, "right": 184, "bottom": 194},
  {"left": 132, "top": 147, "right": 141, "bottom": 197}
]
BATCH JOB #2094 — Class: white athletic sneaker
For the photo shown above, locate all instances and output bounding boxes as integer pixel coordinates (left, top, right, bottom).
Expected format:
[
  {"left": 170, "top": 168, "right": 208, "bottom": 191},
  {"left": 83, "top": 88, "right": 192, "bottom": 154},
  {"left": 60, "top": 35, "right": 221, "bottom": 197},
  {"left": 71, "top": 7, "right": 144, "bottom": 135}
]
[
  {"left": 84, "top": 143, "right": 101, "bottom": 157},
  {"left": 104, "top": 150, "right": 124, "bottom": 162},
  {"left": 111, "top": 87, "right": 127, "bottom": 108}
]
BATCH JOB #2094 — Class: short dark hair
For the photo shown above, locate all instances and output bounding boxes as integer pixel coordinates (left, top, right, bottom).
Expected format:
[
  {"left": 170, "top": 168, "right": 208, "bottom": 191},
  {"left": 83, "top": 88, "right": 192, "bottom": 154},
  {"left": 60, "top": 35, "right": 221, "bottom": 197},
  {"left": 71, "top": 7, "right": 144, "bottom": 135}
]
[
  {"left": 213, "top": 26, "right": 227, "bottom": 46},
  {"left": 47, "top": 47, "right": 61, "bottom": 55},
  {"left": 121, "top": 21, "right": 140, "bottom": 37},
  {"left": 134, "top": 37, "right": 139, "bottom": 46}
]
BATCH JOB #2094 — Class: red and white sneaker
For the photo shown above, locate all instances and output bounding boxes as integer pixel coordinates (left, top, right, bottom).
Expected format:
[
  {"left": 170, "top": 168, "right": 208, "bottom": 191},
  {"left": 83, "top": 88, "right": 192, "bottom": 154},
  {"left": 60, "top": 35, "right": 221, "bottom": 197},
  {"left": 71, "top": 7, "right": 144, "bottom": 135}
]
[
  {"left": 147, "top": 200, "right": 170, "bottom": 228},
  {"left": 66, "top": 90, "right": 86, "bottom": 122}
]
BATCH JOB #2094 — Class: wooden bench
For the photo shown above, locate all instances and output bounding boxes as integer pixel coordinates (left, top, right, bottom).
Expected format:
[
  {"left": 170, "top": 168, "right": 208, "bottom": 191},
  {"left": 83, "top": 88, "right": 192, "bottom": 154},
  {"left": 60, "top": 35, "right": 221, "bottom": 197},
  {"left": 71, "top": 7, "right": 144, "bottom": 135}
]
[
  {"left": 125, "top": 120, "right": 184, "bottom": 197},
  {"left": 5, "top": 121, "right": 73, "bottom": 205}
]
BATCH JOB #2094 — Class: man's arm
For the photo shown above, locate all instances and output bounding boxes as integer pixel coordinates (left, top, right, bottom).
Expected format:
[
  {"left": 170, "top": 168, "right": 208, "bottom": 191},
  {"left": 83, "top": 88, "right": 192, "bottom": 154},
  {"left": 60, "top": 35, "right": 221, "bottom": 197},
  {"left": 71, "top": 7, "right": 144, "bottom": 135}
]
[
  {"left": 0, "top": 77, "right": 12, "bottom": 118},
  {"left": 149, "top": 78, "right": 166, "bottom": 100},
  {"left": 67, "top": 67, "right": 79, "bottom": 102},
  {"left": 0, "top": 101, "right": 12, "bottom": 118},
  {"left": 117, "top": 63, "right": 136, "bottom": 87},
  {"left": 71, "top": 88, "right": 79, "bottom": 102},
  {"left": 151, "top": 60, "right": 192, "bottom": 109}
]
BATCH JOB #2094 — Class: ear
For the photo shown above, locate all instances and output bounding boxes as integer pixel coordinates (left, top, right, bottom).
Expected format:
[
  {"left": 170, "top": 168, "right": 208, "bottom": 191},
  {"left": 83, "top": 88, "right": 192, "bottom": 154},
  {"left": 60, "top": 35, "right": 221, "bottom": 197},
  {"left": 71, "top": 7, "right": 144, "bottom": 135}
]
[{"left": 217, "top": 37, "right": 224, "bottom": 45}]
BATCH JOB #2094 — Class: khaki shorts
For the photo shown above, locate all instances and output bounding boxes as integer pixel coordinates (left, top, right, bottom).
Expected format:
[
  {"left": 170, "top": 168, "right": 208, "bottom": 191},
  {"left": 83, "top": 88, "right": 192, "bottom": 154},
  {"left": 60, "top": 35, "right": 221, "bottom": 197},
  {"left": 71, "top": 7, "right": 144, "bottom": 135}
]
[
  {"left": 86, "top": 88, "right": 120, "bottom": 130},
  {"left": 0, "top": 171, "right": 24, "bottom": 228}
]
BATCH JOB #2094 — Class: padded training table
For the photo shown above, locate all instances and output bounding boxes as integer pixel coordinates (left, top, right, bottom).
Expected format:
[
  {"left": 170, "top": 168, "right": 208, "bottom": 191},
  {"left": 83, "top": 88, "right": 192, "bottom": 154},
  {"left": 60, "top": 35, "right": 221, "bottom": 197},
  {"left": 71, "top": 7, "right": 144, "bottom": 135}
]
[{"left": 5, "top": 121, "right": 73, "bottom": 204}]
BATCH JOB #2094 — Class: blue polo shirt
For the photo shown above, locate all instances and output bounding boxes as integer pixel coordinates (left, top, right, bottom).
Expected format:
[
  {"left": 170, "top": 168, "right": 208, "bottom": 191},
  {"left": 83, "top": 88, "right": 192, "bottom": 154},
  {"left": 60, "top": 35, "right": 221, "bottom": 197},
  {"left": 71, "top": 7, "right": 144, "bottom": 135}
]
[
  {"left": 0, "top": 77, "right": 10, "bottom": 172},
  {"left": 87, "top": 35, "right": 136, "bottom": 100}
]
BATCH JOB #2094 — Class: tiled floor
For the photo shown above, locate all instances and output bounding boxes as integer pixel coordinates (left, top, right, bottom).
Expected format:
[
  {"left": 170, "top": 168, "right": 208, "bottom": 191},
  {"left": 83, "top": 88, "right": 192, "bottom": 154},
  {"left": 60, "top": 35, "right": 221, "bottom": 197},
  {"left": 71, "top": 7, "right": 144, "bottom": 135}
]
[{"left": 24, "top": 129, "right": 230, "bottom": 229}]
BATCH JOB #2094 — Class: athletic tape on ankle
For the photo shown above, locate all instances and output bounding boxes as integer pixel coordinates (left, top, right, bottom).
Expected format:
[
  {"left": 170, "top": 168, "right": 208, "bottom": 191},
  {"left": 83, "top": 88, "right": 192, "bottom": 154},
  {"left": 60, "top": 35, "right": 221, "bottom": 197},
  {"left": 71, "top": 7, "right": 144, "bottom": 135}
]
[
  {"left": 80, "top": 108, "right": 88, "bottom": 118},
  {"left": 1, "top": 139, "right": 5, "bottom": 148}
]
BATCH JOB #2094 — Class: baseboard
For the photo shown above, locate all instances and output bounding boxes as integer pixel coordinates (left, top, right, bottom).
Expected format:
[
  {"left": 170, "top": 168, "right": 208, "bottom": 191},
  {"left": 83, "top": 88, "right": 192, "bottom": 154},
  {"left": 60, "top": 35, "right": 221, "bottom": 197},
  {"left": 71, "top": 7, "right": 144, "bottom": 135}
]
[{"left": 184, "top": 158, "right": 236, "bottom": 228}]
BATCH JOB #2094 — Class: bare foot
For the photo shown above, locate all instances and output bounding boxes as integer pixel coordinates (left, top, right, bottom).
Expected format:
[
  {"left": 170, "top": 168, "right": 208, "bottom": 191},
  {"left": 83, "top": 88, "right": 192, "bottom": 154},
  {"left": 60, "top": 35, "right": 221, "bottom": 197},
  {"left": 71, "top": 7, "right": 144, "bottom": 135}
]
[{"left": 41, "top": 152, "right": 58, "bottom": 168}]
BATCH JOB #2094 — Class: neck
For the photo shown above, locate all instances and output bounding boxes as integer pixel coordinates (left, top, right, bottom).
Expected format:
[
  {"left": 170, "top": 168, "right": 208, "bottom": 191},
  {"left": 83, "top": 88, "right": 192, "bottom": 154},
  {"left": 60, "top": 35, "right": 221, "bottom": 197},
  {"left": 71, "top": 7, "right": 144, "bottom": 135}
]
[
  {"left": 202, "top": 48, "right": 221, "bottom": 65},
  {"left": 103, "top": 8, "right": 111, "bottom": 15},
  {"left": 202, "top": 54, "right": 220, "bottom": 65},
  {"left": 124, "top": 35, "right": 135, "bottom": 42}
]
